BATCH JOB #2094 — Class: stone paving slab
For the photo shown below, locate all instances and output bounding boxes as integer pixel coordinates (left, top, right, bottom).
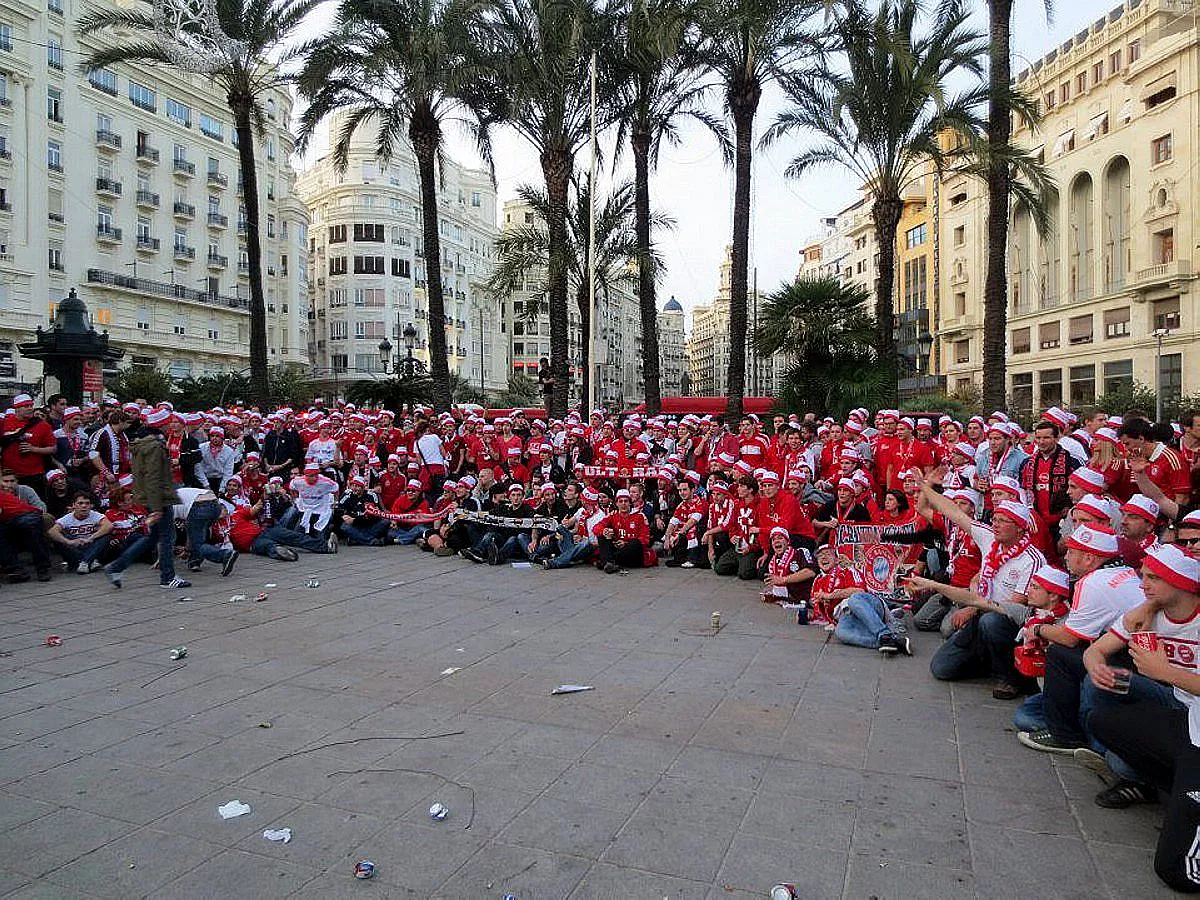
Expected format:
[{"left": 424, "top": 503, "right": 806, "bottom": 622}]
[{"left": 0, "top": 548, "right": 1167, "bottom": 898}]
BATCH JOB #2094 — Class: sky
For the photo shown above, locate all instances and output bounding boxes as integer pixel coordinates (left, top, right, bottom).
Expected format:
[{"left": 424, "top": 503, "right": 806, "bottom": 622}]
[{"left": 296, "top": 0, "right": 1109, "bottom": 330}]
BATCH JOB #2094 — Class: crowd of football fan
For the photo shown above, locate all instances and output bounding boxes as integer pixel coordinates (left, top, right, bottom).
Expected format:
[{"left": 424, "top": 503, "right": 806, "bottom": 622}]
[{"left": 3, "top": 392, "right": 1200, "bottom": 892}]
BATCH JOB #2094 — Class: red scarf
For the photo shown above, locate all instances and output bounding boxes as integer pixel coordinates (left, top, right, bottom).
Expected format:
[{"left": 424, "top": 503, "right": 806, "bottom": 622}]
[
  {"left": 977, "top": 530, "right": 1033, "bottom": 600},
  {"left": 768, "top": 546, "right": 797, "bottom": 578}
]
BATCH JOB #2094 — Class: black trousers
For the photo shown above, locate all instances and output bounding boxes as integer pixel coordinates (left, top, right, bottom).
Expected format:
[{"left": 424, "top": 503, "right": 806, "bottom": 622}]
[
  {"left": 1091, "top": 702, "right": 1200, "bottom": 893},
  {"left": 597, "top": 537, "right": 643, "bottom": 569},
  {"left": 663, "top": 540, "right": 707, "bottom": 568},
  {"left": 1043, "top": 643, "right": 1089, "bottom": 745}
]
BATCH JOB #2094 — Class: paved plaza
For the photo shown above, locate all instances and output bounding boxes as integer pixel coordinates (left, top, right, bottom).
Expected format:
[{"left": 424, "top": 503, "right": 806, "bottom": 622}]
[{"left": 0, "top": 548, "right": 1176, "bottom": 899}]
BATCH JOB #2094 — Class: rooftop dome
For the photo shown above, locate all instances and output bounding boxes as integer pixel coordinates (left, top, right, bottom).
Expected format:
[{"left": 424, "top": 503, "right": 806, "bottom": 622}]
[{"left": 662, "top": 296, "right": 684, "bottom": 312}]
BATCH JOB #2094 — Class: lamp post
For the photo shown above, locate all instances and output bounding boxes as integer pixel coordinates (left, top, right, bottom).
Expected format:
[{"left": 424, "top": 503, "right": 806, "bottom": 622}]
[
  {"left": 378, "top": 322, "right": 426, "bottom": 379},
  {"left": 1153, "top": 327, "right": 1171, "bottom": 422}
]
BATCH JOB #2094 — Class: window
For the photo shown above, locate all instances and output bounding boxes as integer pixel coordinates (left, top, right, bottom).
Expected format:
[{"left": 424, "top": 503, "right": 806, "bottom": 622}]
[
  {"left": 353, "top": 288, "right": 385, "bottom": 307},
  {"left": 953, "top": 291, "right": 966, "bottom": 317},
  {"left": 1012, "top": 327, "right": 1031, "bottom": 354},
  {"left": 47, "top": 87, "right": 62, "bottom": 122},
  {"left": 1012, "top": 372, "right": 1033, "bottom": 416},
  {"left": 902, "top": 256, "right": 927, "bottom": 312},
  {"left": 137, "top": 216, "right": 151, "bottom": 241},
  {"left": 953, "top": 225, "right": 965, "bottom": 246},
  {"left": 0, "top": 24, "right": 11, "bottom": 51},
  {"left": 1038, "top": 368, "right": 1063, "bottom": 408},
  {"left": 329, "top": 257, "right": 347, "bottom": 276},
  {"left": 1161, "top": 353, "right": 1182, "bottom": 408},
  {"left": 354, "top": 354, "right": 379, "bottom": 373},
  {"left": 88, "top": 67, "right": 118, "bottom": 95},
  {"left": 199, "top": 113, "right": 223, "bottom": 140},
  {"left": 266, "top": 98, "right": 276, "bottom": 120},
  {"left": 1069, "top": 365, "right": 1096, "bottom": 406},
  {"left": 1154, "top": 297, "right": 1181, "bottom": 331},
  {"left": 173, "top": 143, "right": 188, "bottom": 164},
  {"left": 1076, "top": 72, "right": 1087, "bottom": 95},
  {"left": 207, "top": 156, "right": 220, "bottom": 177},
  {"left": 46, "top": 37, "right": 63, "bottom": 70},
  {"left": 392, "top": 258, "right": 411, "bottom": 278},
  {"left": 353, "top": 255, "right": 384, "bottom": 274},
  {"left": 354, "top": 223, "right": 385, "bottom": 242},
  {"left": 266, "top": 138, "right": 275, "bottom": 160},
  {"left": 328, "top": 224, "right": 346, "bottom": 243},
  {"left": 331, "top": 353, "right": 348, "bottom": 372},
  {"left": 471, "top": 191, "right": 481, "bottom": 208},
  {"left": 1128, "top": 40, "right": 1141, "bottom": 65},
  {"left": 1068, "top": 314, "right": 1093, "bottom": 345},
  {"left": 1147, "top": 84, "right": 1176, "bottom": 108},
  {"left": 1103, "top": 359, "right": 1133, "bottom": 395},
  {"left": 1110, "top": 51, "right": 1121, "bottom": 76},
  {"left": 905, "top": 223, "right": 927, "bottom": 248},
  {"left": 173, "top": 313, "right": 187, "bottom": 336},
  {"left": 1059, "top": 81, "right": 1070, "bottom": 103},
  {"left": 330, "top": 320, "right": 347, "bottom": 340},
  {"left": 1038, "top": 321, "right": 1060, "bottom": 350},
  {"left": 267, "top": 215, "right": 276, "bottom": 238},
  {"left": 1092, "top": 61, "right": 1104, "bottom": 84},
  {"left": 267, "top": 177, "right": 275, "bottom": 200},
  {"left": 166, "top": 98, "right": 191, "bottom": 127},
  {"left": 354, "top": 321, "right": 386, "bottom": 339},
  {"left": 174, "top": 228, "right": 187, "bottom": 252},
  {"left": 1154, "top": 228, "right": 1175, "bottom": 265},
  {"left": 48, "top": 243, "right": 63, "bottom": 271},
  {"left": 1044, "top": 89, "right": 1055, "bottom": 109},
  {"left": 47, "top": 140, "right": 62, "bottom": 171},
  {"left": 1152, "top": 134, "right": 1172, "bottom": 164},
  {"left": 135, "top": 307, "right": 151, "bottom": 331},
  {"left": 129, "top": 80, "right": 156, "bottom": 112},
  {"left": 954, "top": 340, "right": 969, "bottom": 365},
  {"left": 1104, "top": 306, "right": 1130, "bottom": 338}
]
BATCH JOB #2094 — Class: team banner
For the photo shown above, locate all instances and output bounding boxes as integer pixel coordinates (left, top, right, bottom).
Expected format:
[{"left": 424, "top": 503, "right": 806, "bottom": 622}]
[
  {"left": 364, "top": 504, "right": 441, "bottom": 525},
  {"left": 835, "top": 524, "right": 914, "bottom": 594},
  {"left": 581, "top": 465, "right": 656, "bottom": 480},
  {"left": 363, "top": 504, "right": 560, "bottom": 531}
]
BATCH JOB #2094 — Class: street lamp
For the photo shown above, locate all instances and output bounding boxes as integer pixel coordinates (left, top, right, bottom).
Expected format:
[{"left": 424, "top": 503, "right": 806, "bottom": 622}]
[
  {"left": 379, "top": 321, "right": 426, "bottom": 378},
  {"left": 1152, "top": 327, "right": 1172, "bottom": 422}
]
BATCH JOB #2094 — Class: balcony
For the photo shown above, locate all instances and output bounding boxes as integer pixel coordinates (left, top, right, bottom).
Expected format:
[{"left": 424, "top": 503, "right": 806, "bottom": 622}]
[
  {"left": 207, "top": 252, "right": 228, "bottom": 269},
  {"left": 207, "top": 212, "right": 228, "bottom": 228},
  {"left": 238, "top": 260, "right": 249, "bottom": 274},
  {"left": 96, "top": 224, "right": 122, "bottom": 243},
  {"left": 0, "top": 200, "right": 11, "bottom": 212},
  {"left": 136, "top": 144, "right": 160, "bottom": 164},
  {"left": 136, "top": 236, "right": 160, "bottom": 252},
  {"left": 95, "top": 129, "right": 122, "bottom": 151},
  {"left": 173, "top": 245, "right": 196, "bottom": 261},
  {"left": 0, "top": 97, "right": 11, "bottom": 108},
  {"left": 95, "top": 177, "right": 122, "bottom": 197},
  {"left": 86, "top": 268, "right": 250, "bottom": 311},
  {"left": 1135, "top": 259, "right": 1192, "bottom": 290},
  {"left": 207, "top": 171, "right": 228, "bottom": 188},
  {"left": 173, "top": 159, "right": 195, "bottom": 177},
  {"left": 136, "top": 190, "right": 160, "bottom": 208},
  {"left": 237, "top": 220, "right": 247, "bottom": 235},
  {"left": 173, "top": 201, "right": 195, "bottom": 220}
]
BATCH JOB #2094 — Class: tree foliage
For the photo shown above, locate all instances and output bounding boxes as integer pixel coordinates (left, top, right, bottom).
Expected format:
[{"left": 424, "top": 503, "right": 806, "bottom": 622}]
[
  {"left": 106, "top": 367, "right": 175, "bottom": 405},
  {"left": 345, "top": 375, "right": 435, "bottom": 409},
  {"left": 495, "top": 373, "right": 540, "bottom": 408}
]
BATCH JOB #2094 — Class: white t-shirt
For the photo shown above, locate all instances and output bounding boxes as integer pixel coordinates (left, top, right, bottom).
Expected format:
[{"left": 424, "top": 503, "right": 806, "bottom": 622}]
[
  {"left": 289, "top": 475, "right": 338, "bottom": 513},
  {"left": 415, "top": 433, "right": 446, "bottom": 467},
  {"left": 1112, "top": 604, "right": 1200, "bottom": 746},
  {"left": 172, "top": 487, "right": 217, "bottom": 519},
  {"left": 1063, "top": 565, "right": 1144, "bottom": 642},
  {"left": 970, "top": 523, "right": 1045, "bottom": 621},
  {"left": 305, "top": 438, "right": 339, "bottom": 465},
  {"left": 55, "top": 510, "right": 104, "bottom": 541}
]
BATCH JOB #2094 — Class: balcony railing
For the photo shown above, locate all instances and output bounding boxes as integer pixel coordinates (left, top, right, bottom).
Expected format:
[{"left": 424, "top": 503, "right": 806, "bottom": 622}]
[
  {"left": 207, "top": 171, "right": 228, "bottom": 188},
  {"left": 136, "top": 145, "right": 160, "bottom": 164},
  {"left": 86, "top": 268, "right": 249, "bottom": 310},
  {"left": 207, "top": 252, "right": 228, "bottom": 268},
  {"left": 173, "top": 202, "right": 195, "bottom": 219},
  {"left": 95, "top": 129, "right": 122, "bottom": 150},
  {"left": 173, "top": 245, "right": 196, "bottom": 260},
  {"left": 96, "top": 224, "right": 122, "bottom": 241},
  {"left": 173, "top": 159, "right": 195, "bottom": 176},
  {"left": 136, "top": 236, "right": 160, "bottom": 251},
  {"left": 95, "top": 177, "right": 122, "bottom": 196},
  {"left": 1136, "top": 260, "right": 1192, "bottom": 285},
  {"left": 207, "top": 212, "right": 228, "bottom": 228},
  {"left": 136, "top": 190, "right": 160, "bottom": 208}
]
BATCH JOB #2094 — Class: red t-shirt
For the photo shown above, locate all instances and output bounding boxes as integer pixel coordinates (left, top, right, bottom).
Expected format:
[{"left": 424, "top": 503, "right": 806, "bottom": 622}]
[
  {"left": 1, "top": 414, "right": 55, "bottom": 476},
  {"left": 1143, "top": 445, "right": 1191, "bottom": 502}
]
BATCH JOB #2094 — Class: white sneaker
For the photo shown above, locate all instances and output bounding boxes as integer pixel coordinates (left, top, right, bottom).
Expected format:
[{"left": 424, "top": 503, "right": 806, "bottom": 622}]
[
  {"left": 326, "top": 532, "right": 339, "bottom": 553},
  {"left": 76, "top": 562, "right": 89, "bottom": 575},
  {"left": 680, "top": 561, "right": 695, "bottom": 569}
]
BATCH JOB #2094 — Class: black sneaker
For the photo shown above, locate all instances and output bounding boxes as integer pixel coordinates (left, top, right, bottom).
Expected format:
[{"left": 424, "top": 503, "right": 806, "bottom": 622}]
[
  {"left": 1017, "top": 729, "right": 1081, "bottom": 755},
  {"left": 603, "top": 562, "right": 619, "bottom": 574},
  {"left": 1095, "top": 780, "right": 1158, "bottom": 809},
  {"left": 272, "top": 546, "right": 299, "bottom": 562},
  {"left": 877, "top": 634, "right": 899, "bottom": 655},
  {"left": 893, "top": 634, "right": 913, "bottom": 656},
  {"left": 36, "top": 569, "right": 52, "bottom": 582},
  {"left": 485, "top": 543, "right": 500, "bottom": 566},
  {"left": 461, "top": 548, "right": 484, "bottom": 564},
  {"left": 221, "top": 550, "right": 239, "bottom": 577},
  {"left": 104, "top": 564, "right": 122, "bottom": 589},
  {"left": 187, "top": 562, "right": 202, "bottom": 573},
  {"left": 7, "top": 570, "right": 31, "bottom": 584}
]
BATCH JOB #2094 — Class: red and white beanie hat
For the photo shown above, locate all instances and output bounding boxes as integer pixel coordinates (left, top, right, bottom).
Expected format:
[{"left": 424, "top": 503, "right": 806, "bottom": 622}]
[
  {"left": 1031, "top": 564, "right": 1070, "bottom": 597},
  {"left": 1181, "top": 510, "right": 1200, "bottom": 529},
  {"left": 993, "top": 500, "right": 1032, "bottom": 530},
  {"left": 1068, "top": 467, "right": 1106, "bottom": 494},
  {"left": 769, "top": 526, "right": 789, "bottom": 541},
  {"left": 1074, "top": 494, "right": 1116, "bottom": 523},
  {"left": 1120, "top": 494, "right": 1160, "bottom": 524},
  {"left": 1143, "top": 544, "right": 1200, "bottom": 593},
  {"left": 952, "top": 442, "right": 975, "bottom": 459},
  {"left": 991, "top": 475, "right": 1022, "bottom": 500},
  {"left": 1093, "top": 427, "right": 1121, "bottom": 446},
  {"left": 1066, "top": 523, "right": 1120, "bottom": 558}
]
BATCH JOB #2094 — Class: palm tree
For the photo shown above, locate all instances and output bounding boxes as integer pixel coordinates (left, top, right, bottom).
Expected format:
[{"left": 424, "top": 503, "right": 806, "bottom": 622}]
[
  {"left": 611, "top": 0, "right": 717, "bottom": 415},
  {"left": 692, "top": 0, "right": 821, "bottom": 419},
  {"left": 981, "top": 0, "right": 1053, "bottom": 411},
  {"left": 764, "top": 0, "right": 988, "bottom": 405},
  {"left": 296, "top": 0, "right": 500, "bottom": 412},
  {"left": 485, "top": 180, "right": 663, "bottom": 407},
  {"left": 78, "top": 0, "right": 319, "bottom": 407},
  {"left": 486, "top": 0, "right": 613, "bottom": 417},
  {"left": 753, "top": 277, "right": 890, "bottom": 419}
]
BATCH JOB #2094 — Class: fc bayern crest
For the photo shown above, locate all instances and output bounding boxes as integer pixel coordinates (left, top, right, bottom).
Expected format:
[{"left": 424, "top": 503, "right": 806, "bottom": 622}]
[{"left": 861, "top": 544, "right": 900, "bottom": 594}]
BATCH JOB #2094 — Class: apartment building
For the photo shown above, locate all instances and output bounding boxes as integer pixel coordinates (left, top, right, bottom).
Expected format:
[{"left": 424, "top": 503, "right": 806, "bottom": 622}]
[
  {"left": 940, "top": 0, "right": 1199, "bottom": 413},
  {"left": 0, "top": 0, "right": 308, "bottom": 393},
  {"left": 658, "top": 295, "right": 687, "bottom": 396},
  {"left": 687, "top": 245, "right": 785, "bottom": 399},
  {"left": 298, "top": 112, "right": 506, "bottom": 396}
]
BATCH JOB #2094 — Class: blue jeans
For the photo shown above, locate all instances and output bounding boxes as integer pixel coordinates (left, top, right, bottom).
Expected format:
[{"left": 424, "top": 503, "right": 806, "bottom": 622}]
[
  {"left": 835, "top": 592, "right": 897, "bottom": 650},
  {"left": 519, "top": 533, "right": 557, "bottom": 560},
  {"left": 109, "top": 506, "right": 177, "bottom": 583},
  {"left": 929, "top": 611, "right": 1021, "bottom": 682},
  {"left": 187, "top": 499, "right": 229, "bottom": 566},
  {"left": 389, "top": 524, "right": 425, "bottom": 545},
  {"left": 342, "top": 519, "right": 389, "bottom": 545},
  {"left": 58, "top": 535, "right": 112, "bottom": 568},
  {"left": 545, "top": 532, "right": 596, "bottom": 569},
  {"left": 250, "top": 524, "right": 331, "bottom": 556},
  {"left": 1085, "top": 673, "right": 1182, "bottom": 782},
  {"left": 0, "top": 511, "right": 52, "bottom": 573}
]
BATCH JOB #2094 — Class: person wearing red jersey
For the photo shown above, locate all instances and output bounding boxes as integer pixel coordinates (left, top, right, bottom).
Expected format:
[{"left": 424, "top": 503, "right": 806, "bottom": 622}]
[
  {"left": 736, "top": 416, "right": 771, "bottom": 467},
  {"left": 376, "top": 455, "right": 407, "bottom": 510},
  {"left": 662, "top": 478, "right": 708, "bottom": 568},
  {"left": 388, "top": 479, "right": 432, "bottom": 545},
  {"left": 1, "top": 395, "right": 57, "bottom": 495},
  {"left": 809, "top": 544, "right": 864, "bottom": 626},
  {"left": 1180, "top": 407, "right": 1200, "bottom": 507},
  {"left": 911, "top": 488, "right": 983, "bottom": 634},
  {"left": 596, "top": 489, "right": 651, "bottom": 573},
  {"left": 229, "top": 497, "right": 336, "bottom": 559},
  {"left": 490, "top": 418, "right": 524, "bottom": 465},
  {"left": 1120, "top": 418, "right": 1190, "bottom": 507},
  {"left": 1118, "top": 494, "right": 1161, "bottom": 570},
  {"left": 713, "top": 477, "right": 762, "bottom": 579},
  {"left": 818, "top": 422, "right": 848, "bottom": 481},
  {"left": 883, "top": 418, "right": 934, "bottom": 491},
  {"left": 608, "top": 419, "right": 650, "bottom": 468},
  {"left": 755, "top": 470, "right": 813, "bottom": 552},
  {"left": 700, "top": 480, "right": 735, "bottom": 568},
  {"left": 871, "top": 412, "right": 901, "bottom": 491},
  {"left": 759, "top": 527, "right": 816, "bottom": 604},
  {"left": 703, "top": 418, "right": 740, "bottom": 473}
]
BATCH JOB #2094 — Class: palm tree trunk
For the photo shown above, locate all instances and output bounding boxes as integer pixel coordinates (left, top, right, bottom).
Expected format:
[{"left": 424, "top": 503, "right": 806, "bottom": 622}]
[
  {"left": 725, "top": 79, "right": 760, "bottom": 419},
  {"left": 872, "top": 195, "right": 902, "bottom": 405},
  {"left": 631, "top": 129, "right": 661, "bottom": 415},
  {"left": 982, "top": 0, "right": 1014, "bottom": 412},
  {"left": 575, "top": 277, "right": 591, "bottom": 412},
  {"left": 541, "top": 143, "right": 573, "bottom": 418},
  {"left": 230, "top": 90, "right": 268, "bottom": 407},
  {"left": 411, "top": 108, "right": 452, "bottom": 412}
]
